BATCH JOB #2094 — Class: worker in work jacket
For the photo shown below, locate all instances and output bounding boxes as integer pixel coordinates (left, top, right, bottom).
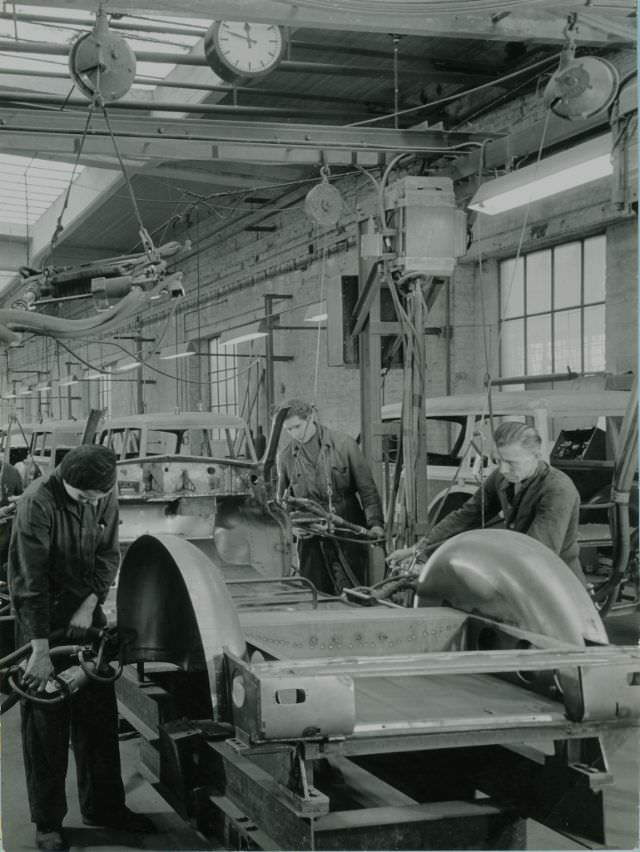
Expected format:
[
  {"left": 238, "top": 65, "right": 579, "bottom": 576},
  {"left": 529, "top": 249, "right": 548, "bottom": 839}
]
[
  {"left": 388, "top": 421, "right": 585, "bottom": 584},
  {"left": 277, "top": 399, "right": 384, "bottom": 593},
  {"left": 8, "top": 445, "right": 154, "bottom": 852}
]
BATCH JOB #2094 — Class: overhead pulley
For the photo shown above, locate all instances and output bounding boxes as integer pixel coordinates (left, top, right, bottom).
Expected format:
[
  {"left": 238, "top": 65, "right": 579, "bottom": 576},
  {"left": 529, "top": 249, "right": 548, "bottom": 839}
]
[
  {"left": 305, "top": 166, "right": 344, "bottom": 226},
  {"left": 69, "top": 6, "right": 136, "bottom": 102},
  {"left": 543, "top": 18, "right": 619, "bottom": 121}
]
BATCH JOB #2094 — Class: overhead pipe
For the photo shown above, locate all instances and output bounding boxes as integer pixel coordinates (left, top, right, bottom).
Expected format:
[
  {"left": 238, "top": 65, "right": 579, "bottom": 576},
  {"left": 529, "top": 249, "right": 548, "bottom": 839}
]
[
  {"left": 0, "top": 13, "right": 502, "bottom": 76},
  {"left": 0, "top": 67, "right": 387, "bottom": 108},
  {"left": 0, "top": 91, "right": 370, "bottom": 119},
  {"left": 0, "top": 39, "right": 465, "bottom": 80}
]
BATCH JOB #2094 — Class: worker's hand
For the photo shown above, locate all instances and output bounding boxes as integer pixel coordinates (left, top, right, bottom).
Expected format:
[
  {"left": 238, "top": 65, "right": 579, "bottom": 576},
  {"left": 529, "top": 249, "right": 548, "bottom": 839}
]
[
  {"left": 68, "top": 594, "right": 97, "bottom": 639},
  {"left": 369, "top": 525, "right": 385, "bottom": 539},
  {"left": 23, "top": 647, "right": 54, "bottom": 692},
  {"left": 386, "top": 546, "right": 417, "bottom": 566}
]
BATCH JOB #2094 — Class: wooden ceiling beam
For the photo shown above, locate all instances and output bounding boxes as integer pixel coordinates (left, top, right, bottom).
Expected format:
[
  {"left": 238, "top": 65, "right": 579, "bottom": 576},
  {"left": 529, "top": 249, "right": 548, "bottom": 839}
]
[{"left": 13, "top": 0, "right": 634, "bottom": 45}]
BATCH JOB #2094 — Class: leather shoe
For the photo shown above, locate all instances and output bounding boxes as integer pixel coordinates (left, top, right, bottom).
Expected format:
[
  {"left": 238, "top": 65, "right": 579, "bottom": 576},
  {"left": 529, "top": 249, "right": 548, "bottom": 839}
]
[
  {"left": 35, "top": 828, "right": 68, "bottom": 851},
  {"left": 82, "top": 807, "right": 155, "bottom": 833}
]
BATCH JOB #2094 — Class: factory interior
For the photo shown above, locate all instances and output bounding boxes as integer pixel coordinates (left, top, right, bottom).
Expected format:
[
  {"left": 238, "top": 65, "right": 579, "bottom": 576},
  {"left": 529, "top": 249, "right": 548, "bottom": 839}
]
[{"left": 0, "top": 1, "right": 638, "bottom": 851}]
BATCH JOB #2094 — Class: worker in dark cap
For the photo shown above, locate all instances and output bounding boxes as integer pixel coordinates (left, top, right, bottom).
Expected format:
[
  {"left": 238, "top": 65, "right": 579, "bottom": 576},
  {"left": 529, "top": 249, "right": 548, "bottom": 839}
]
[{"left": 8, "top": 444, "right": 155, "bottom": 852}]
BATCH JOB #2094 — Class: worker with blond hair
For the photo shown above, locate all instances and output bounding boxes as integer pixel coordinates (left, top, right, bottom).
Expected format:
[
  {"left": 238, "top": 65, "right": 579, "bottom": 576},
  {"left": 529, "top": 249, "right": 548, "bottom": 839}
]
[{"left": 388, "top": 421, "right": 585, "bottom": 583}]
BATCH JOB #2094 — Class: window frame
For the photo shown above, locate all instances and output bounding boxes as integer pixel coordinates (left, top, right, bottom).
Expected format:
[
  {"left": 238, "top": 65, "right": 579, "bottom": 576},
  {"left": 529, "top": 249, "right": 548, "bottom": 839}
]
[{"left": 499, "top": 235, "right": 606, "bottom": 379}]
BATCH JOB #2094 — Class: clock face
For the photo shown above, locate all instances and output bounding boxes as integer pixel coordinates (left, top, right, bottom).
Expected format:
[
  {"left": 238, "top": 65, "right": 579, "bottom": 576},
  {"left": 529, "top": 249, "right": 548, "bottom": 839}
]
[{"left": 208, "top": 21, "right": 285, "bottom": 80}]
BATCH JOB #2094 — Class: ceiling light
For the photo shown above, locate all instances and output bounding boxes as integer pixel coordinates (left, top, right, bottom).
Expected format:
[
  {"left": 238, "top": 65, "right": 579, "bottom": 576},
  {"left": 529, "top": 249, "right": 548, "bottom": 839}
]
[
  {"left": 116, "top": 361, "right": 141, "bottom": 372},
  {"left": 84, "top": 371, "right": 103, "bottom": 380},
  {"left": 36, "top": 384, "right": 52, "bottom": 392},
  {"left": 2, "top": 392, "right": 16, "bottom": 400},
  {"left": 304, "top": 300, "right": 328, "bottom": 323},
  {"left": 219, "top": 321, "right": 268, "bottom": 347},
  {"left": 17, "top": 386, "right": 31, "bottom": 395},
  {"left": 468, "top": 134, "right": 612, "bottom": 216}
]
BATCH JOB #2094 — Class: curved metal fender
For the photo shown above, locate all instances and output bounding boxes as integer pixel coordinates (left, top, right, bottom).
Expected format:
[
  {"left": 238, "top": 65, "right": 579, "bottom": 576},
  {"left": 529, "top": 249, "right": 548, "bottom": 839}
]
[
  {"left": 117, "top": 533, "right": 246, "bottom": 720},
  {"left": 415, "top": 529, "right": 608, "bottom": 646}
]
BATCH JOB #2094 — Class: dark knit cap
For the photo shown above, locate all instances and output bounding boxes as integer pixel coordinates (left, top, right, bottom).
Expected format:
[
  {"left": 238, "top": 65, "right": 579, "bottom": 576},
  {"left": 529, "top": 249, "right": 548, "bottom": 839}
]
[{"left": 59, "top": 444, "right": 117, "bottom": 492}]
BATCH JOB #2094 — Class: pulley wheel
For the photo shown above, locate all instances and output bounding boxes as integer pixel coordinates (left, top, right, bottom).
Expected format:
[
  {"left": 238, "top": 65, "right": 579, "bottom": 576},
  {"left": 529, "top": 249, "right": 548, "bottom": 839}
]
[
  {"left": 544, "top": 56, "right": 620, "bottom": 120},
  {"left": 305, "top": 181, "right": 344, "bottom": 226},
  {"left": 69, "top": 23, "right": 136, "bottom": 102}
]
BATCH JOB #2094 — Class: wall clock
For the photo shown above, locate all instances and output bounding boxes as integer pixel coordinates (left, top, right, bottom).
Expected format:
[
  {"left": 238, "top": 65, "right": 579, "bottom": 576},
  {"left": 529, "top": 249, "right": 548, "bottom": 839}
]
[{"left": 204, "top": 21, "right": 286, "bottom": 83}]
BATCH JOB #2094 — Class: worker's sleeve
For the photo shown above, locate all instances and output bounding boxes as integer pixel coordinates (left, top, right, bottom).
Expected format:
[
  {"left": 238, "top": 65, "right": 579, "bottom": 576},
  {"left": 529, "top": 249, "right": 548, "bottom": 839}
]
[
  {"left": 525, "top": 479, "right": 579, "bottom": 556},
  {"left": 416, "top": 473, "right": 502, "bottom": 557},
  {"left": 93, "top": 491, "right": 120, "bottom": 604},
  {"left": 345, "top": 439, "right": 384, "bottom": 527},
  {"left": 9, "top": 497, "right": 53, "bottom": 640}
]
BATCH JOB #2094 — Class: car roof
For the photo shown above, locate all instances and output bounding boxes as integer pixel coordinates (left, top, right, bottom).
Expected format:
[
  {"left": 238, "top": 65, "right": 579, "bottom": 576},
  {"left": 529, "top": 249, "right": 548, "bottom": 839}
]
[
  {"left": 98, "top": 412, "right": 249, "bottom": 430},
  {"left": 381, "top": 390, "right": 631, "bottom": 419}
]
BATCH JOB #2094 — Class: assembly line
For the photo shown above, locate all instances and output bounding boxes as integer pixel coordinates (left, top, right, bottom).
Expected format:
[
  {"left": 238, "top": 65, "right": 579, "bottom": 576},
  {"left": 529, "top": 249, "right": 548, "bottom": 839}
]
[{"left": 0, "top": 1, "right": 638, "bottom": 851}]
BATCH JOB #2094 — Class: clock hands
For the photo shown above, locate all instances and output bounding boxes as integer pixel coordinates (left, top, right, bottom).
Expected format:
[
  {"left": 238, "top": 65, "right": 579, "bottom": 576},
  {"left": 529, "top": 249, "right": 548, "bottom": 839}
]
[
  {"left": 243, "top": 22, "right": 256, "bottom": 47},
  {"left": 224, "top": 28, "right": 256, "bottom": 47}
]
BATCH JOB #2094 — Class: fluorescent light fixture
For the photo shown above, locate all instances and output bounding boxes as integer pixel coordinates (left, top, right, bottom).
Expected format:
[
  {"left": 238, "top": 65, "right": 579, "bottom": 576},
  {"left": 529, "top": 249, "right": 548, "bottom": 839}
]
[
  {"left": 159, "top": 343, "right": 195, "bottom": 361},
  {"left": 84, "top": 371, "right": 103, "bottom": 381},
  {"left": 17, "top": 386, "right": 31, "bottom": 395},
  {"left": 2, "top": 392, "right": 16, "bottom": 399},
  {"left": 219, "top": 321, "right": 267, "bottom": 347},
  {"left": 36, "top": 384, "right": 52, "bottom": 392},
  {"left": 304, "top": 300, "right": 328, "bottom": 323},
  {"left": 116, "top": 361, "right": 141, "bottom": 372},
  {"left": 468, "top": 134, "right": 613, "bottom": 216}
]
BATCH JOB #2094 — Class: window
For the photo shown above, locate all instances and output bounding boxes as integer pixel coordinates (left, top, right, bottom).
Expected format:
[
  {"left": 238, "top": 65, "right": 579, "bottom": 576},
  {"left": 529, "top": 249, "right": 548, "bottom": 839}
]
[
  {"left": 209, "top": 338, "right": 238, "bottom": 420},
  {"left": 499, "top": 235, "right": 606, "bottom": 379}
]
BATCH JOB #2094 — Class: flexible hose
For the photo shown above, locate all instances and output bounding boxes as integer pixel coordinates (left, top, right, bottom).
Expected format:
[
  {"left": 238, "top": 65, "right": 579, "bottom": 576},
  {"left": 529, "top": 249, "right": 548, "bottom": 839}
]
[
  {"left": 78, "top": 647, "right": 123, "bottom": 684},
  {"left": 6, "top": 670, "right": 67, "bottom": 706}
]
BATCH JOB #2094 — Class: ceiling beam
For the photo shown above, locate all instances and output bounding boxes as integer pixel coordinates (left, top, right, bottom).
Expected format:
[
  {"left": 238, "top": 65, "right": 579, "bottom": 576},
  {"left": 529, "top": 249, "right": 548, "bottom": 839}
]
[
  {"left": 446, "top": 111, "right": 611, "bottom": 183},
  {"left": 12, "top": 0, "right": 635, "bottom": 44},
  {"left": 0, "top": 108, "right": 499, "bottom": 167}
]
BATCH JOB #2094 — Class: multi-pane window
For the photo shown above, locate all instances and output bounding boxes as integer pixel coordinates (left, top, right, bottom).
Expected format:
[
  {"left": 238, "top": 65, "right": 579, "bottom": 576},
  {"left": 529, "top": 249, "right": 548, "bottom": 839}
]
[
  {"left": 499, "top": 235, "right": 606, "bottom": 380},
  {"left": 209, "top": 337, "right": 238, "bottom": 417}
]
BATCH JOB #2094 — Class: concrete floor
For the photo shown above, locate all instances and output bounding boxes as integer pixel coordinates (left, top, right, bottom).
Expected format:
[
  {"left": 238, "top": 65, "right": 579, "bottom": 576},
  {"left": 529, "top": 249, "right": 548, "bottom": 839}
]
[{"left": 1, "top": 609, "right": 638, "bottom": 852}]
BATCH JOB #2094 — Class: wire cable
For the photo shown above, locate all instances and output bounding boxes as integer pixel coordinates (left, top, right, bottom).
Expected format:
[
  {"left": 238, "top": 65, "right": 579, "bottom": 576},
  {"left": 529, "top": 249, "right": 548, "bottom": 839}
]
[{"left": 348, "top": 52, "right": 561, "bottom": 127}]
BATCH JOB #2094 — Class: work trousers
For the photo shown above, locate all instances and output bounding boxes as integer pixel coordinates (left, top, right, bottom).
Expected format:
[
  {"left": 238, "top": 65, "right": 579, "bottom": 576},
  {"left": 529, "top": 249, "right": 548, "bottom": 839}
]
[
  {"left": 298, "top": 536, "right": 368, "bottom": 595},
  {"left": 20, "top": 675, "right": 126, "bottom": 828}
]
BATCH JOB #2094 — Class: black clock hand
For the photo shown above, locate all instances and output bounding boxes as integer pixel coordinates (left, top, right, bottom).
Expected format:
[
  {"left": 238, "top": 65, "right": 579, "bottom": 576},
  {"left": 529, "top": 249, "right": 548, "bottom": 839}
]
[
  {"left": 225, "top": 29, "right": 255, "bottom": 45},
  {"left": 243, "top": 22, "right": 256, "bottom": 47}
]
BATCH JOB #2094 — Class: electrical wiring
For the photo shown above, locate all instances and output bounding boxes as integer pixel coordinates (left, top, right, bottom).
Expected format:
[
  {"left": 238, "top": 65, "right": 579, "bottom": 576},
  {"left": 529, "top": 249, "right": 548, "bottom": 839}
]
[{"left": 348, "top": 52, "right": 561, "bottom": 127}]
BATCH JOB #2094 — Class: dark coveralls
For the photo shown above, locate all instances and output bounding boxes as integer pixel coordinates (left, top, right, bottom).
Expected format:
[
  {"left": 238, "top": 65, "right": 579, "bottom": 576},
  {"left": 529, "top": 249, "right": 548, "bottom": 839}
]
[
  {"left": 8, "top": 469, "right": 125, "bottom": 829},
  {"left": 277, "top": 425, "right": 384, "bottom": 593},
  {"left": 416, "top": 461, "right": 585, "bottom": 583},
  {"left": 0, "top": 461, "right": 23, "bottom": 580}
]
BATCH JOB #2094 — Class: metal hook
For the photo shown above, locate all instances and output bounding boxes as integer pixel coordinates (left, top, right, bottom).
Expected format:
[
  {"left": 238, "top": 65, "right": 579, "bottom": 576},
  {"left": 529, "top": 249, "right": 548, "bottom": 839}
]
[{"left": 319, "top": 164, "right": 331, "bottom": 181}]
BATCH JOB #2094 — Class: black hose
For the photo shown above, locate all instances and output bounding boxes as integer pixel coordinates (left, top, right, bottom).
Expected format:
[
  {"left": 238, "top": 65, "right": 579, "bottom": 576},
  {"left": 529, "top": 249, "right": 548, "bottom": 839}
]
[
  {"left": 78, "top": 648, "right": 123, "bottom": 684},
  {"left": 6, "top": 670, "right": 67, "bottom": 707}
]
